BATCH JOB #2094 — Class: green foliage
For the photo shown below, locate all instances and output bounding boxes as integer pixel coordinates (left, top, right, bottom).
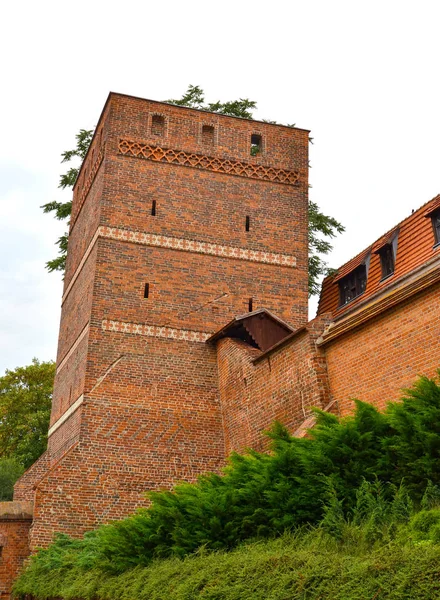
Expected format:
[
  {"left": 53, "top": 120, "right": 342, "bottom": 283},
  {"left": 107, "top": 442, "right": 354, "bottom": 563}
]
[
  {"left": 42, "top": 129, "right": 93, "bottom": 273},
  {"left": 421, "top": 479, "right": 440, "bottom": 510},
  {"left": 15, "top": 370, "right": 440, "bottom": 597},
  {"left": 14, "top": 522, "right": 440, "bottom": 600},
  {"left": 0, "top": 458, "right": 24, "bottom": 500},
  {"left": 383, "top": 374, "right": 440, "bottom": 499},
  {"left": 308, "top": 200, "right": 345, "bottom": 296},
  {"left": 0, "top": 359, "right": 55, "bottom": 469},
  {"left": 166, "top": 84, "right": 257, "bottom": 119}
]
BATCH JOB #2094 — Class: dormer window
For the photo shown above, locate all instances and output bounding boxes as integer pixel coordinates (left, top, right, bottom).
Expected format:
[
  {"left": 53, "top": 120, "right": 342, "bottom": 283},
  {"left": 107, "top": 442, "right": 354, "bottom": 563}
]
[
  {"left": 432, "top": 210, "right": 440, "bottom": 245},
  {"left": 373, "top": 227, "right": 398, "bottom": 281},
  {"left": 338, "top": 265, "right": 367, "bottom": 306},
  {"left": 379, "top": 244, "right": 395, "bottom": 279}
]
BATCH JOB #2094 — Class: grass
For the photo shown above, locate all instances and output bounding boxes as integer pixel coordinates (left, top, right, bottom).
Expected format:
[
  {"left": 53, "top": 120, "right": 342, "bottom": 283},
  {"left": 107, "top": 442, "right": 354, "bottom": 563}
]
[{"left": 14, "top": 527, "right": 440, "bottom": 600}]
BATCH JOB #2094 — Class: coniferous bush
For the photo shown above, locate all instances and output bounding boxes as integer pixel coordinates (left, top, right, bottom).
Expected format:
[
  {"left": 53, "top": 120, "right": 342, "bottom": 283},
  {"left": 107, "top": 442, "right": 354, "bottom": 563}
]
[{"left": 13, "top": 371, "right": 440, "bottom": 597}]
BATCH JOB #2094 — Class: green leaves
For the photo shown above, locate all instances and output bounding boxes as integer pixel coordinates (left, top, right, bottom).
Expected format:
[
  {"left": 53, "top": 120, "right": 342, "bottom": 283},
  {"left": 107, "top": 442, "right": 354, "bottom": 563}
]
[
  {"left": 0, "top": 358, "right": 55, "bottom": 469},
  {"left": 0, "top": 458, "right": 24, "bottom": 500},
  {"left": 42, "top": 129, "right": 94, "bottom": 274},
  {"left": 308, "top": 200, "right": 345, "bottom": 296},
  {"left": 167, "top": 85, "right": 257, "bottom": 119}
]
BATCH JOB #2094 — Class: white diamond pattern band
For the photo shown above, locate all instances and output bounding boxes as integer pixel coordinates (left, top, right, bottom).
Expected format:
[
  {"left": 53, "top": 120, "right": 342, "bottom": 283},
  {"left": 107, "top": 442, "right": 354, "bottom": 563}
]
[
  {"left": 62, "top": 226, "right": 296, "bottom": 306},
  {"left": 102, "top": 320, "right": 211, "bottom": 343},
  {"left": 101, "top": 226, "right": 296, "bottom": 267}
]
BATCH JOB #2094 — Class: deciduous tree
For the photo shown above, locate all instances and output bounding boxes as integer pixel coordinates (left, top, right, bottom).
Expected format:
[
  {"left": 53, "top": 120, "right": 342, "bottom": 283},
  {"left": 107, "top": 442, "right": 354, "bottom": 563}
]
[{"left": 0, "top": 359, "right": 55, "bottom": 470}]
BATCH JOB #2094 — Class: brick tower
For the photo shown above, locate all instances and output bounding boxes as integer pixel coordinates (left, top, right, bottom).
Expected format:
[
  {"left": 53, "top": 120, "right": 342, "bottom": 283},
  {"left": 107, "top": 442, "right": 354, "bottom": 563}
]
[{"left": 15, "top": 93, "right": 310, "bottom": 548}]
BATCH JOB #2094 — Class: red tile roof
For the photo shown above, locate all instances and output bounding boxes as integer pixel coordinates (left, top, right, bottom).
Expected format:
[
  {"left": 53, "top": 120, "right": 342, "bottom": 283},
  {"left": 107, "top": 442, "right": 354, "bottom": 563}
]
[{"left": 317, "top": 194, "right": 440, "bottom": 318}]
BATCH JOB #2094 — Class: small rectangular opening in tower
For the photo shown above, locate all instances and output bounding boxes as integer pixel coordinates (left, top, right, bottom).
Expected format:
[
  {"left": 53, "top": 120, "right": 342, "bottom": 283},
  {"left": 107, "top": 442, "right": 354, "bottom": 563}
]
[
  {"left": 245, "top": 216, "right": 250, "bottom": 231},
  {"left": 144, "top": 283, "right": 150, "bottom": 299},
  {"left": 250, "top": 134, "right": 262, "bottom": 156},
  {"left": 151, "top": 115, "right": 165, "bottom": 136},
  {"left": 202, "top": 125, "right": 215, "bottom": 145},
  {"left": 248, "top": 297, "right": 253, "bottom": 312},
  {"left": 151, "top": 200, "right": 157, "bottom": 216}
]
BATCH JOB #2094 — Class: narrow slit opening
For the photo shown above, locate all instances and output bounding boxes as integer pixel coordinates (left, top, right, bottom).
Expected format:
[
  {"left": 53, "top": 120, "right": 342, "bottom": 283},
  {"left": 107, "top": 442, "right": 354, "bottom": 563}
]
[
  {"left": 151, "top": 200, "right": 156, "bottom": 216},
  {"left": 144, "top": 283, "right": 150, "bottom": 299},
  {"left": 250, "top": 134, "right": 262, "bottom": 156},
  {"left": 248, "top": 298, "right": 253, "bottom": 312},
  {"left": 245, "top": 216, "right": 250, "bottom": 231}
]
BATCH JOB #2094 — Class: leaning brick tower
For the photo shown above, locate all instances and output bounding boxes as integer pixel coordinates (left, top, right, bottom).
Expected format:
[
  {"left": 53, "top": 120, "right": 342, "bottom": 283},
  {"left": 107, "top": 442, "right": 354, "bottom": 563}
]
[{"left": 15, "top": 93, "right": 310, "bottom": 549}]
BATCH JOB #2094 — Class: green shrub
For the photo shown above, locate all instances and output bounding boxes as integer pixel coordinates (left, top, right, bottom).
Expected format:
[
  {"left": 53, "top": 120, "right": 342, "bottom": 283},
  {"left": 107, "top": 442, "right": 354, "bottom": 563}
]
[
  {"left": 0, "top": 458, "right": 24, "bottom": 500},
  {"left": 14, "top": 371, "right": 440, "bottom": 597}
]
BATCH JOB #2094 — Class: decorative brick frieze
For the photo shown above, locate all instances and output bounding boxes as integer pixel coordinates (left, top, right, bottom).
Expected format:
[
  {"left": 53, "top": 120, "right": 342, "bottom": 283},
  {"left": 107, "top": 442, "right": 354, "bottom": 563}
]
[
  {"left": 62, "top": 225, "right": 297, "bottom": 305},
  {"left": 118, "top": 139, "right": 300, "bottom": 185},
  {"left": 101, "top": 319, "right": 211, "bottom": 342},
  {"left": 100, "top": 226, "right": 297, "bottom": 267}
]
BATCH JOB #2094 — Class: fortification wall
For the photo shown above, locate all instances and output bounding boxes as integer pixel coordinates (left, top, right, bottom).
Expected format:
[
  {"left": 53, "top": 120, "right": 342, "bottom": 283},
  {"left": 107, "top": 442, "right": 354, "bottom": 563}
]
[{"left": 216, "top": 315, "right": 332, "bottom": 454}]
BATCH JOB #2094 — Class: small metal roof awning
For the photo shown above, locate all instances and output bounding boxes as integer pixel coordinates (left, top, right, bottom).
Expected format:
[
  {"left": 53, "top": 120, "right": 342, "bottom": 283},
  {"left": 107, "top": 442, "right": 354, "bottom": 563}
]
[
  {"left": 206, "top": 308, "right": 294, "bottom": 352},
  {"left": 372, "top": 226, "right": 399, "bottom": 254}
]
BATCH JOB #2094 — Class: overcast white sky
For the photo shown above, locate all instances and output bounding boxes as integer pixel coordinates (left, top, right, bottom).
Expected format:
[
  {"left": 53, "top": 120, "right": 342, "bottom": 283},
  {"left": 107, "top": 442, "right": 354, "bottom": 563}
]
[{"left": 1, "top": 0, "right": 439, "bottom": 375}]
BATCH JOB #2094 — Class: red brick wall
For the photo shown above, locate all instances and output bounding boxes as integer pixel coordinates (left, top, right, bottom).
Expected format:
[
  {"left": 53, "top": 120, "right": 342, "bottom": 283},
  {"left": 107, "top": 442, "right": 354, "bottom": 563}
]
[
  {"left": 324, "top": 283, "right": 440, "bottom": 415},
  {"left": 13, "top": 453, "right": 49, "bottom": 502},
  {"left": 27, "top": 93, "right": 310, "bottom": 548},
  {"left": 30, "top": 336, "right": 225, "bottom": 549},
  {"left": 0, "top": 504, "right": 32, "bottom": 600},
  {"left": 216, "top": 316, "right": 332, "bottom": 454}
]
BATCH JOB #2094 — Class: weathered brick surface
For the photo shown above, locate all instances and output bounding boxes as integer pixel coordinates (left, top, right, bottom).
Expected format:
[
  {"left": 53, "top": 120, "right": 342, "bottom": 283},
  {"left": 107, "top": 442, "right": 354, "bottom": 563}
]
[
  {"left": 217, "top": 315, "right": 332, "bottom": 454},
  {"left": 64, "top": 167, "right": 104, "bottom": 288},
  {"left": 0, "top": 504, "right": 33, "bottom": 600},
  {"left": 324, "top": 282, "right": 440, "bottom": 415},
  {"left": 56, "top": 245, "right": 97, "bottom": 366},
  {"left": 13, "top": 453, "right": 49, "bottom": 502},
  {"left": 30, "top": 336, "right": 225, "bottom": 548},
  {"left": 24, "top": 93, "right": 310, "bottom": 549},
  {"left": 47, "top": 405, "right": 83, "bottom": 462}
]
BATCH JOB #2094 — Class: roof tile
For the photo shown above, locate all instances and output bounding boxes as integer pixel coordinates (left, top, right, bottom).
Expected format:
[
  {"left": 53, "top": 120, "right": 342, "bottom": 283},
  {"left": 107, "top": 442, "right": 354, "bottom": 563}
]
[{"left": 318, "top": 194, "right": 440, "bottom": 318}]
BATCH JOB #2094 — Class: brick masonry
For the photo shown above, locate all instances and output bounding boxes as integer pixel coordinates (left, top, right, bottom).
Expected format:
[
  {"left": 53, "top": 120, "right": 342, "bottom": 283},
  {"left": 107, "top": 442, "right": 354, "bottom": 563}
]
[
  {"left": 323, "top": 282, "right": 440, "bottom": 416},
  {"left": 216, "top": 315, "right": 333, "bottom": 454},
  {"left": 15, "top": 93, "right": 310, "bottom": 553},
  {"left": 6, "top": 92, "right": 440, "bottom": 600},
  {"left": 0, "top": 503, "right": 33, "bottom": 600}
]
